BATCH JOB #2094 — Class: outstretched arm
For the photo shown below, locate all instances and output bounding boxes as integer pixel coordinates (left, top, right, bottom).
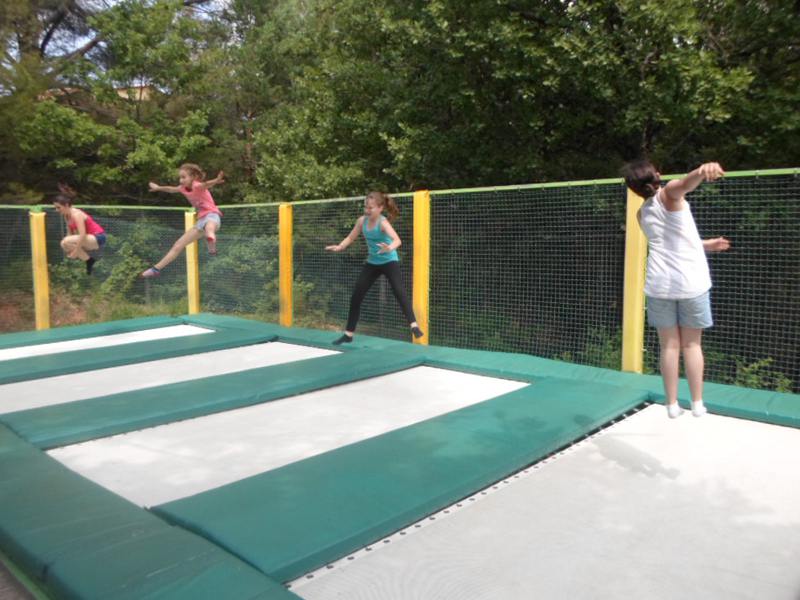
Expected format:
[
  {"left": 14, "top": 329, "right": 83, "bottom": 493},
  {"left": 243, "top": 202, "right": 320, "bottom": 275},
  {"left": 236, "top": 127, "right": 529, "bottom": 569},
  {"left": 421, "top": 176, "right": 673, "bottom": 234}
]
[
  {"left": 662, "top": 162, "right": 725, "bottom": 210},
  {"left": 148, "top": 182, "right": 182, "bottom": 193},
  {"left": 196, "top": 171, "right": 225, "bottom": 190},
  {"left": 376, "top": 220, "right": 401, "bottom": 253},
  {"left": 326, "top": 217, "right": 363, "bottom": 252}
]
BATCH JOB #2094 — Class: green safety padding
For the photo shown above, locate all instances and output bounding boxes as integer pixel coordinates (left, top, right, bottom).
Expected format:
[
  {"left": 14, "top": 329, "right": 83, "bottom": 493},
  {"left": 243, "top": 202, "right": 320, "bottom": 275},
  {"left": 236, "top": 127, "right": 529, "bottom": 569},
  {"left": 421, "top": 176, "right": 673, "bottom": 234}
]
[
  {"left": 154, "top": 378, "right": 651, "bottom": 582},
  {"left": 0, "top": 425, "right": 298, "bottom": 600},
  {"left": 185, "top": 313, "right": 416, "bottom": 351},
  {"left": 4, "top": 347, "right": 425, "bottom": 449},
  {"left": 423, "top": 344, "right": 800, "bottom": 429},
  {"left": 0, "top": 328, "right": 276, "bottom": 385},
  {"left": 0, "top": 316, "right": 183, "bottom": 351}
]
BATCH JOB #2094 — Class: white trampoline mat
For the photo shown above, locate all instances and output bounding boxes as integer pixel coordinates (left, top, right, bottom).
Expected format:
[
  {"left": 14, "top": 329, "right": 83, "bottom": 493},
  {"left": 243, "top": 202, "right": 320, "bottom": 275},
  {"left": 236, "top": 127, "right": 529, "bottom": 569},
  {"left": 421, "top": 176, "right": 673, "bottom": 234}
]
[
  {"left": 291, "top": 404, "right": 800, "bottom": 600},
  {"left": 0, "top": 325, "right": 212, "bottom": 362},
  {"left": 0, "top": 342, "right": 337, "bottom": 413},
  {"left": 49, "top": 366, "right": 527, "bottom": 507}
]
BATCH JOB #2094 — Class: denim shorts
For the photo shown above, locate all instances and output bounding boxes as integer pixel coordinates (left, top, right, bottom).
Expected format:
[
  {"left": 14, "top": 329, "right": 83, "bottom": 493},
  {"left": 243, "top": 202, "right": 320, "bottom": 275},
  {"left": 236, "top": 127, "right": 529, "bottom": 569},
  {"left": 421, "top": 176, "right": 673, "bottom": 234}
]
[
  {"left": 646, "top": 291, "right": 713, "bottom": 329},
  {"left": 195, "top": 213, "right": 221, "bottom": 231},
  {"left": 93, "top": 233, "right": 107, "bottom": 247}
]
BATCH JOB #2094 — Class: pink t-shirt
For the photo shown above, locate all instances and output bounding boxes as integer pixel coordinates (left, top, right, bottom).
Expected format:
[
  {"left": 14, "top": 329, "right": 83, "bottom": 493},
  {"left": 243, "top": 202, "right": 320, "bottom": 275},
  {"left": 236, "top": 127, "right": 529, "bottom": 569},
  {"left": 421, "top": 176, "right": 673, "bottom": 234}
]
[
  {"left": 68, "top": 211, "right": 105, "bottom": 235},
  {"left": 180, "top": 181, "right": 222, "bottom": 218}
]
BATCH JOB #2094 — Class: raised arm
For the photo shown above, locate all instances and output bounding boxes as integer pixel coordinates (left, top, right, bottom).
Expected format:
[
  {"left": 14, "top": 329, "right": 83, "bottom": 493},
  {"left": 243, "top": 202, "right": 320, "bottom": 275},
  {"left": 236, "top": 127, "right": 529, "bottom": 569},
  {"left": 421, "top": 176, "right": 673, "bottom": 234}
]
[
  {"left": 325, "top": 217, "right": 363, "bottom": 252},
  {"left": 196, "top": 171, "right": 225, "bottom": 190},
  {"left": 662, "top": 162, "right": 725, "bottom": 210},
  {"left": 148, "top": 182, "right": 182, "bottom": 193}
]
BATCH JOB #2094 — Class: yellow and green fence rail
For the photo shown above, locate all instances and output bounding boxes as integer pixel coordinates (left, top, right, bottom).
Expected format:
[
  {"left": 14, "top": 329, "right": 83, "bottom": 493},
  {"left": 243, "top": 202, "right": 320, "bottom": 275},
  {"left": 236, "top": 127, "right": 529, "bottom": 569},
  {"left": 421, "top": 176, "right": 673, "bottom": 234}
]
[{"left": 1, "top": 168, "right": 797, "bottom": 392}]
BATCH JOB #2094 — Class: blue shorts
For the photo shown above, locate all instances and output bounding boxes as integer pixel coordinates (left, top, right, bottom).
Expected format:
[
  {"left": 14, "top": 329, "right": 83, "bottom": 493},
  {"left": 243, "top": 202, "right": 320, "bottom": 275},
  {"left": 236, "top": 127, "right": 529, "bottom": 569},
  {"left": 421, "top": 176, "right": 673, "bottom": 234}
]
[
  {"left": 94, "top": 233, "right": 107, "bottom": 247},
  {"left": 195, "top": 213, "right": 221, "bottom": 231},
  {"left": 647, "top": 292, "right": 713, "bottom": 329}
]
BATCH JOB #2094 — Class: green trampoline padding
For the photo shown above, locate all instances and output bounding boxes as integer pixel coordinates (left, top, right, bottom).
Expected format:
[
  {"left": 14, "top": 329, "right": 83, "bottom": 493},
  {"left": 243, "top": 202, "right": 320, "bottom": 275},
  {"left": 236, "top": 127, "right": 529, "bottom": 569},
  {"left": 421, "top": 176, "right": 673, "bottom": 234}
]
[
  {"left": 0, "top": 327, "right": 276, "bottom": 385},
  {"left": 154, "top": 378, "right": 651, "bottom": 582},
  {"left": 0, "top": 424, "right": 297, "bottom": 600},
  {"left": 5, "top": 347, "right": 425, "bottom": 449},
  {"left": 0, "top": 316, "right": 183, "bottom": 351},
  {"left": 1, "top": 314, "right": 799, "bottom": 599}
]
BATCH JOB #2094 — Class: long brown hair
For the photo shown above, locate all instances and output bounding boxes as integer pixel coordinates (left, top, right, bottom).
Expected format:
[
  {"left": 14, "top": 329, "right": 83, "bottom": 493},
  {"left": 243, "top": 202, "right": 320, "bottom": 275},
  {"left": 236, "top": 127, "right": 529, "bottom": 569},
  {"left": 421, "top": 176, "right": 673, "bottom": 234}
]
[
  {"left": 621, "top": 159, "right": 661, "bottom": 199},
  {"left": 179, "top": 163, "right": 206, "bottom": 181},
  {"left": 367, "top": 191, "right": 399, "bottom": 221}
]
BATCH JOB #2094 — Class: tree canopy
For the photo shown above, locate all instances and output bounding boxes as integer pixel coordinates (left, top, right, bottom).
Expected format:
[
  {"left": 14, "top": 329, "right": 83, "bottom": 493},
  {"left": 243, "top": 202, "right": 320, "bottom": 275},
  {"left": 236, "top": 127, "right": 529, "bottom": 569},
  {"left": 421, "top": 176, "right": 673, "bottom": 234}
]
[{"left": 1, "top": 0, "right": 798, "bottom": 203}]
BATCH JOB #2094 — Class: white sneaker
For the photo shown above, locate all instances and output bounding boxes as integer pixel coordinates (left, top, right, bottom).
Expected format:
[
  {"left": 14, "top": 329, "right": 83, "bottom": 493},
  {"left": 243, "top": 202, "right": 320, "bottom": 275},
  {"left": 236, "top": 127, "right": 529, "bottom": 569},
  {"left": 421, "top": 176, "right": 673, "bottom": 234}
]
[
  {"left": 692, "top": 401, "right": 708, "bottom": 417},
  {"left": 667, "top": 403, "right": 684, "bottom": 419}
]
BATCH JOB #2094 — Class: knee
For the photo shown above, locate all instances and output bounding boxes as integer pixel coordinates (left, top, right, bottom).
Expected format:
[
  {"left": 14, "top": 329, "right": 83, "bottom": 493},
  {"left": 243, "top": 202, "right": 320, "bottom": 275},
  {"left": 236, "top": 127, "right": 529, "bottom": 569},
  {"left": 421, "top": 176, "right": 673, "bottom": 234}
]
[
  {"left": 681, "top": 339, "right": 702, "bottom": 352},
  {"left": 60, "top": 238, "right": 70, "bottom": 250}
]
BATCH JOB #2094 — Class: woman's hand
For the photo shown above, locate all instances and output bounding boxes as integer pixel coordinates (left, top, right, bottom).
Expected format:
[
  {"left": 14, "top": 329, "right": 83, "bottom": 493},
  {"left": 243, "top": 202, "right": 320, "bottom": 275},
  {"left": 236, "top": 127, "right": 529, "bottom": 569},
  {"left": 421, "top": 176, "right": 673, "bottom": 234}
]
[
  {"left": 325, "top": 244, "right": 344, "bottom": 252},
  {"left": 377, "top": 242, "right": 392, "bottom": 254},
  {"left": 699, "top": 163, "right": 725, "bottom": 181},
  {"left": 148, "top": 182, "right": 160, "bottom": 192},
  {"left": 704, "top": 237, "right": 731, "bottom": 252}
]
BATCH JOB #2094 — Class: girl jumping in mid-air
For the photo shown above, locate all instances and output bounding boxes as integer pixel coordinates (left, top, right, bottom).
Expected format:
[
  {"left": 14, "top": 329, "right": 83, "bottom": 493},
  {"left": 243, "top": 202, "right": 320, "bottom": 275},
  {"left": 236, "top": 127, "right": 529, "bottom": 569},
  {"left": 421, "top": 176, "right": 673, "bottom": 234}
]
[
  {"left": 142, "top": 164, "right": 224, "bottom": 278},
  {"left": 52, "top": 186, "right": 107, "bottom": 275},
  {"left": 326, "top": 191, "right": 423, "bottom": 345},
  {"left": 622, "top": 160, "right": 731, "bottom": 419}
]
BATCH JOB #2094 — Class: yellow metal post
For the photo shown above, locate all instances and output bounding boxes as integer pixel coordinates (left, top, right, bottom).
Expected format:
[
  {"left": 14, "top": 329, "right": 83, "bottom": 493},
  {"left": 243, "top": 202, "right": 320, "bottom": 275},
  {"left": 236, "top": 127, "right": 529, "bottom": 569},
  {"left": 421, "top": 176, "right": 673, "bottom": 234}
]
[
  {"left": 279, "top": 203, "right": 293, "bottom": 327},
  {"left": 184, "top": 211, "right": 200, "bottom": 314},
  {"left": 29, "top": 208, "right": 50, "bottom": 330},
  {"left": 621, "top": 188, "right": 647, "bottom": 373},
  {"left": 412, "top": 190, "right": 431, "bottom": 345}
]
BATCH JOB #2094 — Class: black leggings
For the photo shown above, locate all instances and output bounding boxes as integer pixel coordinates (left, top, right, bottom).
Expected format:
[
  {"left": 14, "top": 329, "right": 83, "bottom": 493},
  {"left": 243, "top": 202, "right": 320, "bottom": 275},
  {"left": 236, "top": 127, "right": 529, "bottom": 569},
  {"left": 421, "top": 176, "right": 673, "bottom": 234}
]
[{"left": 345, "top": 261, "right": 416, "bottom": 332}]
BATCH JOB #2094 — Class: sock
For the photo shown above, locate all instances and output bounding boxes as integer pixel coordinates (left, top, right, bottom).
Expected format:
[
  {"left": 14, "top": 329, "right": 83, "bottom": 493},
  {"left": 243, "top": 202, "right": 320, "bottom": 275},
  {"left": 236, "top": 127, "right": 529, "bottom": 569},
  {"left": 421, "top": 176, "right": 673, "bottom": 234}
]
[
  {"left": 333, "top": 334, "right": 353, "bottom": 346},
  {"left": 667, "top": 402, "right": 684, "bottom": 419},
  {"left": 85, "top": 257, "right": 96, "bottom": 275},
  {"left": 692, "top": 400, "right": 707, "bottom": 417},
  {"left": 411, "top": 326, "right": 424, "bottom": 339}
]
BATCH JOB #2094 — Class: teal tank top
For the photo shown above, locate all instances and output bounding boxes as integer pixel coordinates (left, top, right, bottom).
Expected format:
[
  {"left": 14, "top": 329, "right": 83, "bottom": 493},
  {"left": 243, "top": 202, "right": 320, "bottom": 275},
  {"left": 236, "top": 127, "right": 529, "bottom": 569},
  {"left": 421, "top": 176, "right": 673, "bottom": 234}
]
[{"left": 363, "top": 215, "right": 398, "bottom": 265}]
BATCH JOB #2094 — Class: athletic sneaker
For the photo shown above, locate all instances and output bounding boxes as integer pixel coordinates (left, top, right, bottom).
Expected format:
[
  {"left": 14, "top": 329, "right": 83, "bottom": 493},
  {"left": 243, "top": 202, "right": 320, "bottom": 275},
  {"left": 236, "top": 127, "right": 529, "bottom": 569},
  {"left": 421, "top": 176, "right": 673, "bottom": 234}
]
[
  {"left": 666, "top": 402, "right": 684, "bottom": 419},
  {"left": 692, "top": 401, "right": 708, "bottom": 417},
  {"left": 141, "top": 267, "right": 161, "bottom": 278}
]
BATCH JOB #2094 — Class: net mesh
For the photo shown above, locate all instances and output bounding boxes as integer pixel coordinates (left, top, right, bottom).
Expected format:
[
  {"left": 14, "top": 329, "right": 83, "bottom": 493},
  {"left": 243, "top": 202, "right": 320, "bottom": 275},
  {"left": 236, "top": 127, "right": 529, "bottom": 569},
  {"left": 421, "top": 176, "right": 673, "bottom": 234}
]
[
  {"left": 644, "top": 174, "right": 800, "bottom": 393},
  {"left": 292, "top": 196, "right": 415, "bottom": 341},
  {"left": 199, "top": 205, "right": 280, "bottom": 322},
  {"left": 1, "top": 171, "right": 797, "bottom": 393},
  {"left": 430, "top": 184, "right": 627, "bottom": 367},
  {"left": 0, "top": 208, "right": 35, "bottom": 333},
  {"left": 44, "top": 207, "right": 188, "bottom": 325}
]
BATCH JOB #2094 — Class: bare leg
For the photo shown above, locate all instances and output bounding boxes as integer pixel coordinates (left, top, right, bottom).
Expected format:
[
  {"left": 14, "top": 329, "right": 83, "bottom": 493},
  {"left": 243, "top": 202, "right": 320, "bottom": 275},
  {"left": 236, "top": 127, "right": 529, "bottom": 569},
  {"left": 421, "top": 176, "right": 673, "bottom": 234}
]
[
  {"left": 61, "top": 235, "right": 98, "bottom": 261},
  {"left": 154, "top": 229, "right": 204, "bottom": 270},
  {"left": 680, "top": 327, "right": 706, "bottom": 415},
  {"left": 204, "top": 220, "right": 219, "bottom": 254},
  {"left": 657, "top": 326, "right": 682, "bottom": 417}
]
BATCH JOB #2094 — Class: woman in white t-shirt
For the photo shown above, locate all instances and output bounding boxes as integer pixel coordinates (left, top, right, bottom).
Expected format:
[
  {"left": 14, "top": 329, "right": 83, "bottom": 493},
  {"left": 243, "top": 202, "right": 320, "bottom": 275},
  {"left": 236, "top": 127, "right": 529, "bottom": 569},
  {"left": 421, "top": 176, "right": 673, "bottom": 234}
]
[{"left": 622, "top": 160, "right": 731, "bottom": 419}]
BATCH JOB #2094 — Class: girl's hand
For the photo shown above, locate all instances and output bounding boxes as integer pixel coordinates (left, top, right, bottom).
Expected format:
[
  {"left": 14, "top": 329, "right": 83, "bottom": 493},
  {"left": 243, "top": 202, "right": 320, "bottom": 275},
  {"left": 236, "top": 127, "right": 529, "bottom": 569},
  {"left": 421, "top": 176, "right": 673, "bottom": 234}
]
[
  {"left": 705, "top": 237, "right": 731, "bottom": 252},
  {"left": 148, "top": 182, "right": 160, "bottom": 192},
  {"left": 377, "top": 242, "right": 392, "bottom": 254},
  {"left": 699, "top": 163, "right": 725, "bottom": 181},
  {"left": 216, "top": 171, "right": 225, "bottom": 184},
  {"left": 325, "top": 244, "right": 343, "bottom": 252}
]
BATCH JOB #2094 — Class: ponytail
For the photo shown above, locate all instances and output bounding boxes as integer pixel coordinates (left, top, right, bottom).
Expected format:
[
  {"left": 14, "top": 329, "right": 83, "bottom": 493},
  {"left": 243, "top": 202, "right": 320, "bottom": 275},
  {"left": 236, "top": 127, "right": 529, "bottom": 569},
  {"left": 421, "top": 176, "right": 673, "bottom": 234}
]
[
  {"left": 621, "top": 159, "right": 662, "bottom": 199},
  {"left": 368, "top": 191, "right": 399, "bottom": 221}
]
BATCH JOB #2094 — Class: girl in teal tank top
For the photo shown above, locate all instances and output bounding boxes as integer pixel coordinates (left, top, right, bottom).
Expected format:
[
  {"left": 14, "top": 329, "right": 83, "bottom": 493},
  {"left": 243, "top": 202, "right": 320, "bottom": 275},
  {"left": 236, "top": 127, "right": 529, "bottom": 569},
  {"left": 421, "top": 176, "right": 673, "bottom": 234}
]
[
  {"left": 325, "top": 191, "right": 424, "bottom": 344},
  {"left": 363, "top": 214, "right": 399, "bottom": 264}
]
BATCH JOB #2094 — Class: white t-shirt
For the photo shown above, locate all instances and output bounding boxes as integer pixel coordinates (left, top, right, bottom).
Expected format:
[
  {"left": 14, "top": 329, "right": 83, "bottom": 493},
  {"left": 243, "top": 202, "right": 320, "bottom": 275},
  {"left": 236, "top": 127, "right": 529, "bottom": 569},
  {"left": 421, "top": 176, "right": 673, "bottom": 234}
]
[{"left": 639, "top": 190, "right": 711, "bottom": 299}]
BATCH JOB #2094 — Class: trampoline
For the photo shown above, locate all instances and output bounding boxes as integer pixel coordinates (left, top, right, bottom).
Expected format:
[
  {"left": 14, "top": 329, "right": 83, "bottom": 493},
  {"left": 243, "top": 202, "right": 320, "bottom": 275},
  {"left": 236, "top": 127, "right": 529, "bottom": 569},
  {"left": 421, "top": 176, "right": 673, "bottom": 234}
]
[{"left": 0, "top": 313, "right": 798, "bottom": 600}]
